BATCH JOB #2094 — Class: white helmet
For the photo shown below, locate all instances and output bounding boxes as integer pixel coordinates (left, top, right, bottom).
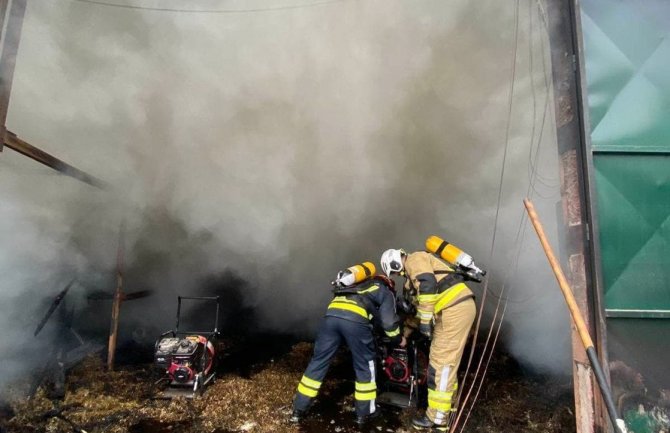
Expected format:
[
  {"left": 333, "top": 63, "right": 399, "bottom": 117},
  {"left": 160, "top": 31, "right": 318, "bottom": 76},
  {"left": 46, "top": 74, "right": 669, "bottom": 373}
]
[{"left": 380, "top": 249, "right": 405, "bottom": 277}]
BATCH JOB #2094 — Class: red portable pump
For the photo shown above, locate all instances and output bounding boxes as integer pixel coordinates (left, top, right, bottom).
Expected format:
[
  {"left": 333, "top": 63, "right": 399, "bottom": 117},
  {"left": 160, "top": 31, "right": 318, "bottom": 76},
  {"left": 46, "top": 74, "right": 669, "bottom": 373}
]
[
  {"left": 154, "top": 296, "right": 221, "bottom": 398},
  {"left": 371, "top": 275, "right": 429, "bottom": 408}
]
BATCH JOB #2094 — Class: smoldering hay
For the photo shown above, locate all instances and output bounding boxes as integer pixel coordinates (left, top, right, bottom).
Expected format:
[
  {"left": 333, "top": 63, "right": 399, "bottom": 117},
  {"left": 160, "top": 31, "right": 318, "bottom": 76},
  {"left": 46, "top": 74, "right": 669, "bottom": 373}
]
[{"left": 0, "top": 0, "right": 570, "bottom": 387}]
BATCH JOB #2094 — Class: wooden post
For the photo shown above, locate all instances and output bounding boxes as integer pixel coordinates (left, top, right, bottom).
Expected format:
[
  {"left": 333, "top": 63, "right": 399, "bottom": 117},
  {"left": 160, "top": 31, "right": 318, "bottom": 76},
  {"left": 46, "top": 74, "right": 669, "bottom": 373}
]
[
  {"left": 0, "top": 0, "right": 27, "bottom": 152},
  {"left": 524, "top": 199, "right": 627, "bottom": 433},
  {"left": 3, "top": 131, "right": 107, "bottom": 188},
  {"left": 545, "top": 1, "right": 608, "bottom": 431},
  {"left": 107, "top": 223, "right": 125, "bottom": 370},
  {"left": 0, "top": 1, "right": 106, "bottom": 191}
]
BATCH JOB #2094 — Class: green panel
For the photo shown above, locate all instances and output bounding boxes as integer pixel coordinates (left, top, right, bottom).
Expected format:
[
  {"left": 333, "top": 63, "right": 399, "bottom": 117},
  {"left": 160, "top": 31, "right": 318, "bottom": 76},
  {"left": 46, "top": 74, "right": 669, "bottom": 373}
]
[
  {"left": 581, "top": 0, "right": 670, "bottom": 152},
  {"left": 583, "top": 0, "right": 670, "bottom": 414},
  {"left": 594, "top": 155, "right": 670, "bottom": 310},
  {"left": 583, "top": 0, "right": 670, "bottom": 314}
]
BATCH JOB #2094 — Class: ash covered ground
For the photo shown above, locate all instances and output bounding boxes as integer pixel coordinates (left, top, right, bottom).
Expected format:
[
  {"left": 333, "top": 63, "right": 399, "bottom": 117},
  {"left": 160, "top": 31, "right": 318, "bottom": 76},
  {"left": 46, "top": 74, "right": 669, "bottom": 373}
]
[{"left": 1, "top": 338, "right": 574, "bottom": 433}]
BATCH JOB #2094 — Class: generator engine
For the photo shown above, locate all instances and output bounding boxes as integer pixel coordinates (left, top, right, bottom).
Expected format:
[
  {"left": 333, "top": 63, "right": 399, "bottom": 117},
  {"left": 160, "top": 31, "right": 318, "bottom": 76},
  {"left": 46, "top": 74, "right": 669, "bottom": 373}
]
[
  {"left": 155, "top": 335, "right": 215, "bottom": 384},
  {"left": 154, "top": 296, "right": 221, "bottom": 398},
  {"left": 383, "top": 348, "right": 411, "bottom": 385},
  {"left": 378, "top": 342, "right": 428, "bottom": 407}
]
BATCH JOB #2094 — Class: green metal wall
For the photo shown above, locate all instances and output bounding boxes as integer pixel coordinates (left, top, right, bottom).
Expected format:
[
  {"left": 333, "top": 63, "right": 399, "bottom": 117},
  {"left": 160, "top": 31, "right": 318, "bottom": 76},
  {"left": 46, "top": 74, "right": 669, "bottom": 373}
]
[
  {"left": 581, "top": 6, "right": 670, "bottom": 429},
  {"left": 581, "top": 0, "right": 670, "bottom": 318},
  {"left": 595, "top": 155, "right": 670, "bottom": 313}
]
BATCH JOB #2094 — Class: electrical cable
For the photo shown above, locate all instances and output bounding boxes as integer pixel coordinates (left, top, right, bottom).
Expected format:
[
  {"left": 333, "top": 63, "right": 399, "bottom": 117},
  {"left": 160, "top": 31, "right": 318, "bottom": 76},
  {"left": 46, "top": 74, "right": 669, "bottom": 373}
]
[
  {"left": 483, "top": 0, "right": 552, "bottom": 305},
  {"left": 450, "top": 0, "right": 521, "bottom": 429},
  {"left": 525, "top": 16, "right": 558, "bottom": 193},
  {"left": 455, "top": 20, "right": 559, "bottom": 433},
  {"left": 480, "top": 0, "right": 554, "bottom": 305},
  {"left": 526, "top": 0, "right": 539, "bottom": 186},
  {"left": 535, "top": 30, "right": 556, "bottom": 183},
  {"left": 456, "top": 205, "right": 532, "bottom": 433},
  {"left": 527, "top": 3, "right": 559, "bottom": 190},
  {"left": 69, "top": 0, "right": 348, "bottom": 14},
  {"left": 453, "top": 2, "right": 556, "bottom": 431}
]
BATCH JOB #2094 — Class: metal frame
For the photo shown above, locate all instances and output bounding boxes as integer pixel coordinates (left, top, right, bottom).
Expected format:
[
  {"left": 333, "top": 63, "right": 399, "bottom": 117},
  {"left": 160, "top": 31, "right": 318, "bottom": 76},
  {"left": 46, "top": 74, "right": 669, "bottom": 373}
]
[
  {"left": 545, "top": 0, "right": 610, "bottom": 431},
  {"left": 593, "top": 146, "right": 670, "bottom": 155},
  {"left": 174, "top": 296, "right": 221, "bottom": 336},
  {"left": 605, "top": 310, "right": 670, "bottom": 319},
  {"left": 569, "top": 0, "right": 611, "bottom": 383}
]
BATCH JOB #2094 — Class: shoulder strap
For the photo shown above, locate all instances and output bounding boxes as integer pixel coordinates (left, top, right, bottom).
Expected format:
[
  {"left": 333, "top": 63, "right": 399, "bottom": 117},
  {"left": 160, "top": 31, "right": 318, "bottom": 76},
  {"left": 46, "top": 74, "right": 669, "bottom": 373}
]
[
  {"left": 435, "top": 272, "right": 465, "bottom": 292},
  {"left": 332, "top": 281, "right": 379, "bottom": 296}
]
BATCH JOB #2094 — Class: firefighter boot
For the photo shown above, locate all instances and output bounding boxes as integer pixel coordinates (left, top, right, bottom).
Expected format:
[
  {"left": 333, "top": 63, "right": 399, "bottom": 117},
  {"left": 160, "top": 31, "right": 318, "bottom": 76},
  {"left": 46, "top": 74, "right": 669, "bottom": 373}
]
[
  {"left": 412, "top": 415, "right": 448, "bottom": 432},
  {"left": 355, "top": 408, "right": 380, "bottom": 426},
  {"left": 289, "top": 409, "right": 305, "bottom": 424}
]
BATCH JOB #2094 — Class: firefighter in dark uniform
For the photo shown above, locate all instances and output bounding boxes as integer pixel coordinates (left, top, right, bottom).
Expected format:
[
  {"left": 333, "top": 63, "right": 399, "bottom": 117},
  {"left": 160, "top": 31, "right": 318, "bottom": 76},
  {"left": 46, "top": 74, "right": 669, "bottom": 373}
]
[{"left": 291, "top": 262, "right": 401, "bottom": 425}]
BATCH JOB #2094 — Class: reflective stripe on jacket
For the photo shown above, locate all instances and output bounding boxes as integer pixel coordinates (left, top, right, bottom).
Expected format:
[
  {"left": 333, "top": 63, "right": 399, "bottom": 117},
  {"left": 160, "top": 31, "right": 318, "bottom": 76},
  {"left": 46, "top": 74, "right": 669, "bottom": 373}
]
[
  {"left": 404, "top": 251, "right": 474, "bottom": 317},
  {"left": 326, "top": 280, "right": 400, "bottom": 338}
]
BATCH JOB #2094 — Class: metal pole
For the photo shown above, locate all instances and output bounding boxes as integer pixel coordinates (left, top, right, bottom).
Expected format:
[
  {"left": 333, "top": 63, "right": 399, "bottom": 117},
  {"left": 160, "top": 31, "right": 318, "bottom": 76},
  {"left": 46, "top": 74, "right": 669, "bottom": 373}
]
[
  {"left": 0, "top": 1, "right": 10, "bottom": 50},
  {"left": 0, "top": 0, "right": 27, "bottom": 152},
  {"left": 524, "top": 198, "right": 627, "bottom": 433},
  {"left": 176, "top": 296, "right": 182, "bottom": 333},
  {"left": 106, "top": 223, "right": 124, "bottom": 370},
  {"left": 213, "top": 296, "right": 220, "bottom": 333}
]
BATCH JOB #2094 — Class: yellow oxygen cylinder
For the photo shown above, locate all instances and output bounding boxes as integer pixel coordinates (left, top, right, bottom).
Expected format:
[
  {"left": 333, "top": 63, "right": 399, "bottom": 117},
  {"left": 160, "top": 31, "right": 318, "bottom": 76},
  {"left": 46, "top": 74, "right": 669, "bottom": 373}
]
[
  {"left": 336, "top": 262, "right": 376, "bottom": 287},
  {"left": 425, "top": 235, "right": 472, "bottom": 268}
]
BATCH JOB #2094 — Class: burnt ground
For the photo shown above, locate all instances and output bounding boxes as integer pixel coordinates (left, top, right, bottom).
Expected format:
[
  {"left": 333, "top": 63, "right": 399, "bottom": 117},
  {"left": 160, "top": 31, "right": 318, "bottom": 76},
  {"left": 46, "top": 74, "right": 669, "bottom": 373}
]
[{"left": 0, "top": 337, "right": 575, "bottom": 433}]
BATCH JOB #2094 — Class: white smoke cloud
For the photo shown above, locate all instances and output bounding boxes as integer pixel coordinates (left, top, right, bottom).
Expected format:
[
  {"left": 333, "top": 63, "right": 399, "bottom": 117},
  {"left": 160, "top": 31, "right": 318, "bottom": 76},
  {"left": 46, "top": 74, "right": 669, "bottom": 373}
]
[{"left": 0, "top": 0, "right": 570, "bottom": 387}]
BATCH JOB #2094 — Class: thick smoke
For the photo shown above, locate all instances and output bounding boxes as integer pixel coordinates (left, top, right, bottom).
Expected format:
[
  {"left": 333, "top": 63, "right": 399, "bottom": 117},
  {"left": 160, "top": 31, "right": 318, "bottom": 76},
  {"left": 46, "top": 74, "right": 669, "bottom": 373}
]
[{"left": 0, "top": 0, "right": 569, "bottom": 387}]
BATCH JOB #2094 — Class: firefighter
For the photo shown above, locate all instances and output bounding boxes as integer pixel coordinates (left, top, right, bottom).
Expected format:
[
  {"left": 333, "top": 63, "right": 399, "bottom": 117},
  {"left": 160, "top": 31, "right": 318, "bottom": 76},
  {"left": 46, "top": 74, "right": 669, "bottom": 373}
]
[
  {"left": 290, "top": 262, "right": 401, "bottom": 425},
  {"left": 380, "top": 247, "right": 480, "bottom": 432}
]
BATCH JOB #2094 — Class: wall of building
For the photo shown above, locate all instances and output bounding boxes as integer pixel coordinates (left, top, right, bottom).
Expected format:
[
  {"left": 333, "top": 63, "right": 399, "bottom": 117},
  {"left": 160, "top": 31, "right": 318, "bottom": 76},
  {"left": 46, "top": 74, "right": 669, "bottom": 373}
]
[{"left": 580, "top": 0, "right": 670, "bottom": 430}]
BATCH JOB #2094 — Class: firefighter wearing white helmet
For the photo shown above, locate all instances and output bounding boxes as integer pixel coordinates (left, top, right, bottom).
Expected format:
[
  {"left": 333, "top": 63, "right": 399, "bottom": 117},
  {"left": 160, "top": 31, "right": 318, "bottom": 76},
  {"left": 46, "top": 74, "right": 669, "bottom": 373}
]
[{"left": 380, "top": 243, "right": 478, "bottom": 432}]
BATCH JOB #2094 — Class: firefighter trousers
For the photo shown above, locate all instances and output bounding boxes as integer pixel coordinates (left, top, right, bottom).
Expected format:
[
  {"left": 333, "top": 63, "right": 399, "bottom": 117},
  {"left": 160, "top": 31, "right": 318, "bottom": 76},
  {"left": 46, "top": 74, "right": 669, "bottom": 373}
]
[
  {"left": 293, "top": 316, "right": 377, "bottom": 418},
  {"left": 426, "top": 297, "right": 476, "bottom": 427}
]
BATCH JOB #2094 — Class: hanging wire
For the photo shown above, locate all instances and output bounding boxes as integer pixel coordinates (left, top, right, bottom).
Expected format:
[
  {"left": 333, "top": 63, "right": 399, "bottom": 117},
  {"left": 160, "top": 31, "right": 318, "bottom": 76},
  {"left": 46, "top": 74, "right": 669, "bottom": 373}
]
[
  {"left": 526, "top": 0, "right": 539, "bottom": 186},
  {"left": 525, "top": 2, "right": 559, "bottom": 193},
  {"left": 480, "top": 0, "right": 554, "bottom": 305},
  {"left": 69, "top": 0, "right": 349, "bottom": 14},
  {"left": 527, "top": 4, "right": 559, "bottom": 191},
  {"left": 453, "top": 1, "right": 555, "bottom": 431},
  {"left": 483, "top": 0, "right": 552, "bottom": 306},
  {"left": 450, "top": 0, "right": 521, "bottom": 428}
]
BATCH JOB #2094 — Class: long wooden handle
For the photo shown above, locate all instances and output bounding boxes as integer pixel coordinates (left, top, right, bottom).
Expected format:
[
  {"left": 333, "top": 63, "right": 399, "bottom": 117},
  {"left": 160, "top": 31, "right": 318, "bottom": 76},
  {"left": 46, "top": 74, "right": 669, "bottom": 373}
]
[
  {"left": 524, "top": 198, "right": 627, "bottom": 433},
  {"left": 523, "top": 199, "right": 593, "bottom": 348}
]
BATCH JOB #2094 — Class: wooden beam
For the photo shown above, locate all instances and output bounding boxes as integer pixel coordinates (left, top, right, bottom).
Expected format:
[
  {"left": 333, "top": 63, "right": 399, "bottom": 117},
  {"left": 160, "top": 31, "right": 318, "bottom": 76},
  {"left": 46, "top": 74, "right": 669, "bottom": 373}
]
[
  {"left": 0, "top": 0, "right": 27, "bottom": 152},
  {"left": 0, "top": 0, "right": 106, "bottom": 191},
  {"left": 107, "top": 223, "right": 124, "bottom": 371},
  {"left": 3, "top": 130, "right": 107, "bottom": 189}
]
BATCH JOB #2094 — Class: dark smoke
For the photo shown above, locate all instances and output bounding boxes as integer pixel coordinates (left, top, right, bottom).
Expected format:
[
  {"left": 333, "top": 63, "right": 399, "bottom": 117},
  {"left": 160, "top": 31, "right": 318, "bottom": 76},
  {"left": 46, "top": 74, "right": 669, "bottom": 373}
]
[{"left": 0, "top": 0, "right": 569, "bottom": 388}]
